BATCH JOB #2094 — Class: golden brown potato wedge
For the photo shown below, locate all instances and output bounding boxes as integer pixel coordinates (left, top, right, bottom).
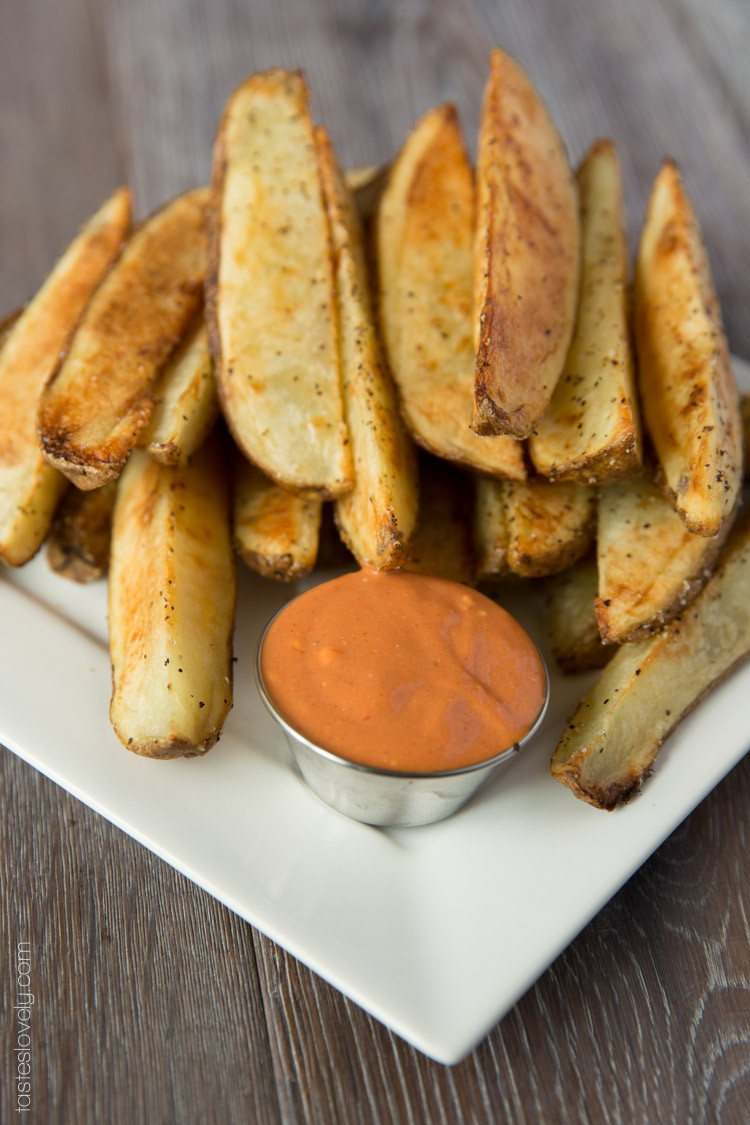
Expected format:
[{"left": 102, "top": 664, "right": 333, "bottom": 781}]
[
  {"left": 504, "top": 479, "right": 595, "bottom": 578},
  {"left": 233, "top": 456, "right": 321, "bottom": 581},
  {"left": 403, "top": 455, "right": 474, "bottom": 586},
  {"left": 207, "top": 69, "right": 352, "bottom": 499},
  {"left": 0, "top": 188, "right": 131, "bottom": 564},
  {"left": 109, "top": 441, "right": 235, "bottom": 758},
  {"left": 473, "top": 48, "right": 580, "bottom": 439},
  {"left": 317, "top": 127, "right": 418, "bottom": 570},
  {"left": 474, "top": 477, "right": 511, "bottom": 583},
  {"left": 138, "top": 315, "right": 218, "bottom": 466},
  {"left": 551, "top": 511, "right": 750, "bottom": 809},
  {"left": 547, "top": 556, "right": 614, "bottom": 674},
  {"left": 634, "top": 159, "right": 742, "bottom": 537},
  {"left": 377, "top": 104, "right": 525, "bottom": 480},
  {"left": 596, "top": 474, "right": 728, "bottom": 644},
  {"left": 529, "top": 141, "right": 642, "bottom": 483},
  {"left": 39, "top": 187, "right": 209, "bottom": 490},
  {"left": 46, "top": 481, "right": 116, "bottom": 583}
]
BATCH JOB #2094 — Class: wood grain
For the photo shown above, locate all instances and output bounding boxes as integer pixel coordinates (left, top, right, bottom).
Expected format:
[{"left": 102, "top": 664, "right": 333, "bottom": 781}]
[{"left": 1, "top": 0, "right": 750, "bottom": 1121}]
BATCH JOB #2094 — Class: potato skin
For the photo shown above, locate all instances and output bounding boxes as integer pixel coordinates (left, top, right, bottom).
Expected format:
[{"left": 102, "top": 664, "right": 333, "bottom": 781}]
[
  {"left": 552, "top": 510, "right": 750, "bottom": 808},
  {"left": 108, "top": 440, "right": 235, "bottom": 759},
  {"left": 473, "top": 48, "right": 580, "bottom": 439},
  {"left": 38, "top": 188, "right": 208, "bottom": 490},
  {"left": 634, "top": 159, "right": 742, "bottom": 537}
]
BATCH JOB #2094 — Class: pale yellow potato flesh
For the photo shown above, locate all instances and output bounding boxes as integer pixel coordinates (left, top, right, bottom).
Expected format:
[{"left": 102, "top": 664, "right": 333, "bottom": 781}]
[
  {"left": 233, "top": 456, "right": 321, "bottom": 581},
  {"left": 505, "top": 479, "right": 595, "bottom": 578},
  {"left": 546, "top": 557, "right": 614, "bottom": 674},
  {"left": 473, "top": 48, "right": 580, "bottom": 439},
  {"left": 139, "top": 317, "right": 218, "bottom": 466},
  {"left": 634, "top": 160, "right": 742, "bottom": 536},
  {"left": 596, "top": 475, "right": 728, "bottom": 643},
  {"left": 207, "top": 69, "right": 352, "bottom": 499},
  {"left": 47, "top": 480, "right": 116, "bottom": 583},
  {"left": 551, "top": 512, "right": 750, "bottom": 809},
  {"left": 0, "top": 188, "right": 131, "bottom": 564},
  {"left": 403, "top": 456, "right": 474, "bottom": 586},
  {"left": 474, "top": 477, "right": 510, "bottom": 583},
  {"left": 377, "top": 104, "right": 524, "bottom": 480},
  {"left": 38, "top": 187, "right": 209, "bottom": 489},
  {"left": 529, "top": 141, "right": 642, "bottom": 482},
  {"left": 109, "top": 443, "right": 235, "bottom": 758},
  {"left": 317, "top": 127, "right": 418, "bottom": 570}
]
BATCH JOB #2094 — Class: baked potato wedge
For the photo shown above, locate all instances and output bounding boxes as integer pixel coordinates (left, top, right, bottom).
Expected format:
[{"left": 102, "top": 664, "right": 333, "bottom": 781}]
[
  {"left": 317, "top": 127, "right": 418, "bottom": 570},
  {"left": 139, "top": 315, "right": 218, "bottom": 466},
  {"left": 39, "top": 187, "right": 209, "bottom": 489},
  {"left": 109, "top": 441, "right": 235, "bottom": 758},
  {"left": 377, "top": 103, "right": 524, "bottom": 480},
  {"left": 474, "top": 477, "right": 510, "bottom": 583},
  {"left": 207, "top": 69, "right": 352, "bottom": 499},
  {"left": 473, "top": 47, "right": 580, "bottom": 439},
  {"left": 0, "top": 188, "right": 130, "bottom": 564},
  {"left": 634, "top": 159, "right": 742, "bottom": 536},
  {"left": 403, "top": 455, "right": 474, "bottom": 586},
  {"left": 596, "top": 474, "right": 728, "bottom": 644},
  {"left": 233, "top": 456, "right": 321, "bottom": 581},
  {"left": 547, "top": 556, "right": 614, "bottom": 674},
  {"left": 529, "top": 141, "right": 642, "bottom": 482},
  {"left": 46, "top": 480, "right": 116, "bottom": 583},
  {"left": 505, "top": 479, "right": 595, "bottom": 578},
  {"left": 741, "top": 394, "right": 750, "bottom": 478},
  {"left": 551, "top": 510, "right": 750, "bottom": 809}
]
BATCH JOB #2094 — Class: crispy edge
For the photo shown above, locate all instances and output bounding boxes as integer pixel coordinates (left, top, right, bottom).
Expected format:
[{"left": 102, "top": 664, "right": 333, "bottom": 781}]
[
  {"left": 634, "top": 159, "right": 742, "bottom": 536},
  {"left": 233, "top": 455, "right": 321, "bottom": 582},
  {"left": 46, "top": 481, "right": 116, "bottom": 582},
  {"left": 551, "top": 510, "right": 750, "bottom": 808},
  {"left": 316, "top": 125, "right": 418, "bottom": 569},
  {"left": 205, "top": 70, "right": 352, "bottom": 500},
  {"left": 472, "top": 48, "right": 580, "bottom": 439},
  {"left": 528, "top": 140, "right": 642, "bottom": 483},
  {"left": 39, "top": 187, "right": 209, "bottom": 490},
  {"left": 505, "top": 479, "right": 596, "bottom": 579}
]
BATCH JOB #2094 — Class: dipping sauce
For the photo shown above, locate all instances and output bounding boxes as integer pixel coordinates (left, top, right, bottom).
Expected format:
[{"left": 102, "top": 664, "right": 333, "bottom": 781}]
[{"left": 260, "top": 570, "right": 546, "bottom": 773}]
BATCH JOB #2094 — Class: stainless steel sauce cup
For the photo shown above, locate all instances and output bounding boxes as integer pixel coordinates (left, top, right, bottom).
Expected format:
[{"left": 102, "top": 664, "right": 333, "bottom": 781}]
[{"left": 254, "top": 609, "right": 550, "bottom": 829}]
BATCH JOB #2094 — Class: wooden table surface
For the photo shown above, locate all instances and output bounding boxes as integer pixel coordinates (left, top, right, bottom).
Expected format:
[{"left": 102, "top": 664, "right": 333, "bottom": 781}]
[{"left": 2, "top": 0, "right": 749, "bottom": 1121}]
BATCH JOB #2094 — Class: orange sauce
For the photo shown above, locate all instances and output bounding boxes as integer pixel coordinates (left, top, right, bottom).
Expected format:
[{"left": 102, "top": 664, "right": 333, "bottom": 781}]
[{"left": 260, "top": 570, "right": 547, "bottom": 773}]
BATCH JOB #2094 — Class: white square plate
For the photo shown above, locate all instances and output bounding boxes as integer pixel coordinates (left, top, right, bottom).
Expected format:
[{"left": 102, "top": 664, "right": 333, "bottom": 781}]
[{"left": 2, "top": 360, "right": 749, "bottom": 1065}]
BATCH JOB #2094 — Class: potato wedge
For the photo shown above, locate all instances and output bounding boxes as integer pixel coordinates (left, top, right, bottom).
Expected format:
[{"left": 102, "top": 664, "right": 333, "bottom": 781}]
[
  {"left": 377, "top": 104, "right": 525, "bottom": 480},
  {"left": 345, "top": 164, "right": 388, "bottom": 229},
  {"left": 138, "top": 315, "right": 218, "bottom": 466},
  {"left": 473, "top": 48, "right": 580, "bottom": 439},
  {"left": 742, "top": 394, "right": 750, "bottom": 478},
  {"left": 474, "top": 477, "right": 510, "bottom": 583},
  {"left": 529, "top": 141, "right": 642, "bottom": 482},
  {"left": 505, "top": 479, "right": 595, "bottom": 578},
  {"left": 547, "top": 556, "right": 614, "bottom": 674},
  {"left": 634, "top": 159, "right": 742, "bottom": 536},
  {"left": 0, "top": 188, "right": 130, "bottom": 564},
  {"left": 551, "top": 511, "right": 750, "bottom": 809},
  {"left": 47, "top": 481, "right": 116, "bottom": 583},
  {"left": 39, "top": 187, "right": 209, "bottom": 490},
  {"left": 207, "top": 69, "right": 352, "bottom": 499},
  {"left": 403, "top": 455, "right": 474, "bottom": 586},
  {"left": 233, "top": 456, "right": 321, "bottom": 581},
  {"left": 317, "top": 127, "right": 418, "bottom": 569},
  {"left": 109, "top": 441, "right": 235, "bottom": 758},
  {"left": 596, "top": 474, "right": 728, "bottom": 643}
]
